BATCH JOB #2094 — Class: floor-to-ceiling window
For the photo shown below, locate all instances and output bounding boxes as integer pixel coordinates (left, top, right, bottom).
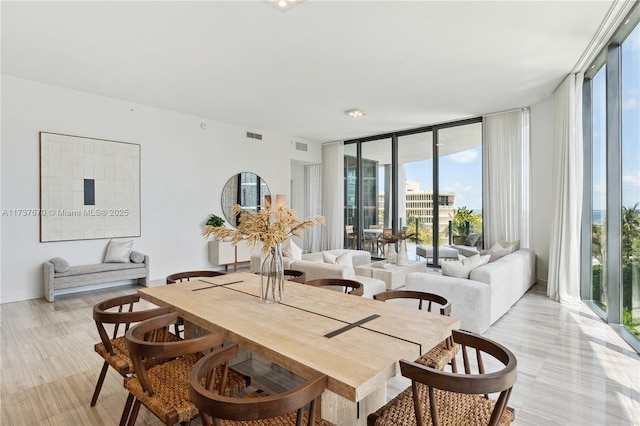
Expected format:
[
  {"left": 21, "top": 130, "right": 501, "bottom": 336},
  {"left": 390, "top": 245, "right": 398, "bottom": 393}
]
[
  {"left": 621, "top": 21, "right": 640, "bottom": 340},
  {"left": 583, "top": 6, "right": 640, "bottom": 350},
  {"left": 345, "top": 117, "right": 482, "bottom": 264}
]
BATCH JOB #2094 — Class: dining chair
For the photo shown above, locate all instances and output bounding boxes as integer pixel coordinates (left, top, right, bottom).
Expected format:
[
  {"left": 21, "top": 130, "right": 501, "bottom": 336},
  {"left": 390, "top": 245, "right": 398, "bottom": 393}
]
[
  {"left": 377, "top": 227, "right": 393, "bottom": 255},
  {"left": 305, "top": 278, "right": 364, "bottom": 296},
  {"left": 283, "top": 269, "right": 306, "bottom": 283},
  {"left": 345, "top": 225, "right": 356, "bottom": 249},
  {"left": 190, "top": 342, "right": 335, "bottom": 426},
  {"left": 90, "top": 294, "right": 173, "bottom": 407},
  {"left": 121, "top": 312, "right": 249, "bottom": 426},
  {"left": 373, "top": 290, "right": 458, "bottom": 372},
  {"left": 363, "top": 225, "right": 382, "bottom": 253},
  {"left": 367, "top": 329, "right": 517, "bottom": 426},
  {"left": 166, "top": 270, "right": 225, "bottom": 336}
]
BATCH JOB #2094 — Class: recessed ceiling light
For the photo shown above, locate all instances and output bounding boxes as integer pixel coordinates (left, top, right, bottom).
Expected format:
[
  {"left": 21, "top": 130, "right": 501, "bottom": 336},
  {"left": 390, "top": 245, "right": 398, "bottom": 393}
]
[
  {"left": 345, "top": 109, "right": 366, "bottom": 118},
  {"left": 268, "top": 0, "right": 303, "bottom": 12}
]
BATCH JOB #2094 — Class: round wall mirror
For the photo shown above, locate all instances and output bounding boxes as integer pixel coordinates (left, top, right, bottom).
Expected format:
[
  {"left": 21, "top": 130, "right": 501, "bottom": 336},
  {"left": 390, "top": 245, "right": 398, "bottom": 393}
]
[{"left": 221, "top": 172, "right": 271, "bottom": 228}]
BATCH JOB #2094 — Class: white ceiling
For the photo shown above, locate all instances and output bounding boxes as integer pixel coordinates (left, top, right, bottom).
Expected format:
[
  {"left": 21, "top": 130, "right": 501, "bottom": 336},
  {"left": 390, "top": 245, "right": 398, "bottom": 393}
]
[{"left": 1, "top": 0, "right": 616, "bottom": 143}]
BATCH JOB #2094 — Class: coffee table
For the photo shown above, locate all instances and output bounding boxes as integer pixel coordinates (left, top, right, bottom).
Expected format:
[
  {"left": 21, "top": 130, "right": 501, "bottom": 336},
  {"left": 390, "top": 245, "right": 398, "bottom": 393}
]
[{"left": 355, "top": 260, "right": 427, "bottom": 289}]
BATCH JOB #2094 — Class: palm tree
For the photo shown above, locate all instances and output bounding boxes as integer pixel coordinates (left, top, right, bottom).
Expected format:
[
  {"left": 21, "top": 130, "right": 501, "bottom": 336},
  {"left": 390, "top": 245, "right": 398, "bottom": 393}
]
[
  {"left": 451, "top": 206, "right": 482, "bottom": 235},
  {"left": 622, "top": 203, "right": 640, "bottom": 262}
]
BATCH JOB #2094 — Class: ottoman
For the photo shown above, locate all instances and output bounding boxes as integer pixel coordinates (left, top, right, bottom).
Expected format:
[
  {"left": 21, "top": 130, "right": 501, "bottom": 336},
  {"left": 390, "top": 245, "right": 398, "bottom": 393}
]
[{"left": 416, "top": 245, "right": 459, "bottom": 261}]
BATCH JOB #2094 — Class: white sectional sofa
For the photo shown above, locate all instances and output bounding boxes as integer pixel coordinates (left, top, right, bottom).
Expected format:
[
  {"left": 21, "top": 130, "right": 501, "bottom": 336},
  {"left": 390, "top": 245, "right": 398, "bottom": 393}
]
[
  {"left": 250, "top": 249, "right": 386, "bottom": 298},
  {"left": 405, "top": 248, "right": 536, "bottom": 334}
]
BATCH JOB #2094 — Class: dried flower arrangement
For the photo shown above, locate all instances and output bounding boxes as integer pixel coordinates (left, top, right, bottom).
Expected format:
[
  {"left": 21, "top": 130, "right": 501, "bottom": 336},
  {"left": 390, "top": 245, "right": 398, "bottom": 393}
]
[
  {"left": 380, "top": 228, "right": 415, "bottom": 244},
  {"left": 202, "top": 200, "right": 324, "bottom": 255}
]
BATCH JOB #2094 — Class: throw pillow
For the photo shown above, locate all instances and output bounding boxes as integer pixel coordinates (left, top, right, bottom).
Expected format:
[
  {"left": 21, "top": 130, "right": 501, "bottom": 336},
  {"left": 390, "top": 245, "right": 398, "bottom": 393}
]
[
  {"left": 104, "top": 239, "right": 134, "bottom": 263},
  {"left": 464, "top": 233, "right": 482, "bottom": 247},
  {"left": 486, "top": 242, "right": 511, "bottom": 262},
  {"left": 282, "top": 239, "right": 303, "bottom": 260},
  {"left": 479, "top": 254, "right": 491, "bottom": 266},
  {"left": 498, "top": 238, "right": 520, "bottom": 252},
  {"left": 50, "top": 257, "right": 70, "bottom": 273},
  {"left": 322, "top": 251, "right": 353, "bottom": 267},
  {"left": 442, "top": 254, "right": 482, "bottom": 279},
  {"left": 130, "top": 251, "right": 145, "bottom": 264}
]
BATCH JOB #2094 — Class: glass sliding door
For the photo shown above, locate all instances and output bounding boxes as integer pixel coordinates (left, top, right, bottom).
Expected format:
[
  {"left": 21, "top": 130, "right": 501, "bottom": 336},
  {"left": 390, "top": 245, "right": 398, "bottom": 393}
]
[
  {"left": 361, "top": 138, "right": 392, "bottom": 257},
  {"left": 344, "top": 143, "right": 358, "bottom": 249},
  {"left": 437, "top": 123, "right": 483, "bottom": 249},
  {"left": 398, "top": 131, "right": 434, "bottom": 263},
  {"left": 621, "top": 22, "right": 640, "bottom": 339}
]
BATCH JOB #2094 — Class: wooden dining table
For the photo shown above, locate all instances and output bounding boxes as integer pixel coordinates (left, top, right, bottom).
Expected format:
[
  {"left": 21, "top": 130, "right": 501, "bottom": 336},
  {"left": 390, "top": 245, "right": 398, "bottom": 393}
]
[{"left": 138, "top": 272, "right": 459, "bottom": 425}]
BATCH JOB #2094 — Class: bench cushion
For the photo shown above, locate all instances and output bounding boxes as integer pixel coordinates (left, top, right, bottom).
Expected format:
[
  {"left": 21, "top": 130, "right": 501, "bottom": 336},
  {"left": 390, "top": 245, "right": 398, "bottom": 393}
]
[{"left": 55, "top": 262, "right": 144, "bottom": 277}]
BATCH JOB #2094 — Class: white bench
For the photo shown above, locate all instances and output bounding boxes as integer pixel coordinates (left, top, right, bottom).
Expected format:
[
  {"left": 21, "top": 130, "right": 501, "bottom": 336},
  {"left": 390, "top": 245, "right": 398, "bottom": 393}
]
[{"left": 43, "top": 252, "right": 149, "bottom": 302}]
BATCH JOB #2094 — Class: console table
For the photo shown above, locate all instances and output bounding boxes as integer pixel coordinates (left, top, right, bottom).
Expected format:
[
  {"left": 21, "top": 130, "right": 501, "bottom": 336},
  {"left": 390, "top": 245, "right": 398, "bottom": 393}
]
[{"left": 208, "top": 239, "right": 252, "bottom": 271}]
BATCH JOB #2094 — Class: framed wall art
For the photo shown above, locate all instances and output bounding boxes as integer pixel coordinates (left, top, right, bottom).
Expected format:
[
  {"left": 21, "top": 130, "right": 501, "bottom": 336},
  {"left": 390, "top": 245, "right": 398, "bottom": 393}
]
[{"left": 40, "top": 132, "right": 141, "bottom": 242}]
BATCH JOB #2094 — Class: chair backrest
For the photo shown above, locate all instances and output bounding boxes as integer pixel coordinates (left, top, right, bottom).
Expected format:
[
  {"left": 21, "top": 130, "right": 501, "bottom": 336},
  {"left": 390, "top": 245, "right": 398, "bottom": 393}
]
[
  {"left": 382, "top": 228, "right": 393, "bottom": 237},
  {"left": 284, "top": 269, "right": 306, "bottom": 283},
  {"left": 93, "top": 294, "right": 172, "bottom": 355},
  {"left": 166, "top": 270, "right": 225, "bottom": 284},
  {"left": 125, "top": 312, "right": 225, "bottom": 396},
  {"left": 190, "top": 343, "right": 328, "bottom": 426},
  {"left": 304, "top": 278, "right": 364, "bottom": 296},
  {"left": 373, "top": 290, "right": 451, "bottom": 316},
  {"left": 399, "top": 329, "right": 517, "bottom": 426},
  {"left": 345, "top": 225, "right": 354, "bottom": 235}
]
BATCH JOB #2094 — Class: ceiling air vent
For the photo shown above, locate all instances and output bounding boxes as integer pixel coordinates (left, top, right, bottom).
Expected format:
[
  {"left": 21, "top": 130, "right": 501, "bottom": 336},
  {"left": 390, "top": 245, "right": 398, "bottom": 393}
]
[
  {"left": 246, "top": 132, "right": 263, "bottom": 140},
  {"left": 295, "top": 142, "right": 308, "bottom": 152}
]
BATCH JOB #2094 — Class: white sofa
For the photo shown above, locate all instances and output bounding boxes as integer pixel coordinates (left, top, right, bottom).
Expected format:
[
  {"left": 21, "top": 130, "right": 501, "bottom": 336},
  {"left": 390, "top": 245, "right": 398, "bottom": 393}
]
[
  {"left": 250, "top": 249, "right": 386, "bottom": 298},
  {"left": 405, "top": 248, "right": 536, "bottom": 334}
]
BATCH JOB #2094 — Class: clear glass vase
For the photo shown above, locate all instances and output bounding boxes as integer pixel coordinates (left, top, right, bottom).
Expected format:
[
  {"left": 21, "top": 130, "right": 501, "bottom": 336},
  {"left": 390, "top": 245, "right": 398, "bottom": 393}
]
[{"left": 260, "top": 244, "right": 284, "bottom": 303}]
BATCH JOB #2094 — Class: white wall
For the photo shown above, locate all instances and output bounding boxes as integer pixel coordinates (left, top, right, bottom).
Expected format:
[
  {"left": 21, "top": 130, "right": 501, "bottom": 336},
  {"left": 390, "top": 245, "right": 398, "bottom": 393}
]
[
  {"left": 0, "top": 76, "right": 320, "bottom": 303},
  {"left": 530, "top": 95, "right": 554, "bottom": 284}
]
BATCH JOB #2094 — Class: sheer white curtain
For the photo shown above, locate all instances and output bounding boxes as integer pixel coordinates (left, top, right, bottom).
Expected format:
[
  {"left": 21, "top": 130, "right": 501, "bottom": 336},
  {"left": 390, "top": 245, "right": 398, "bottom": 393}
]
[
  {"left": 547, "top": 73, "right": 584, "bottom": 304},
  {"left": 304, "top": 164, "right": 322, "bottom": 253},
  {"left": 321, "top": 142, "right": 344, "bottom": 250},
  {"left": 483, "top": 109, "right": 531, "bottom": 249}
]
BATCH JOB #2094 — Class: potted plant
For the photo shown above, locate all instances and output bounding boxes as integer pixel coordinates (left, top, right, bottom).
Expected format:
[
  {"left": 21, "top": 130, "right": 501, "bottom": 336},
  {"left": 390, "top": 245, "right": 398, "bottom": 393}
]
[{"left": 204, "top": 214, "right": 225, "bottom": 240}]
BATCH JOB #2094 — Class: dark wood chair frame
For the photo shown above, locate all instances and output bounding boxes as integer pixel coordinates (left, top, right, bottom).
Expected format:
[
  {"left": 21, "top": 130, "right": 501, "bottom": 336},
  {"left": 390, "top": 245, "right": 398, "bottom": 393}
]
[
  {"left": 166, "top": 270, "right": 225, "bottom": 336},
  {"left": 91, "top": 294, "right": 172, "bottom": 407},
  {"left": 373, "top": 290, "right": 457, "bottom": 372},
  {"left": 304, "top": 278, "right": 364, "bottom": 296},
  {"left": 397, "top": 329, "right": 517, "bottom": 426},
  {"left": 166, "top": 270, "right": 225, "bottom": 284},
  {"left": 121, "top": 312, "right": 229, "bottom": 426},
  {"left": 283, "top": 269, "right": 306, "bottom": 283},
  {"left": 190, "top": 343, "right": 328, "bottom": 426}
]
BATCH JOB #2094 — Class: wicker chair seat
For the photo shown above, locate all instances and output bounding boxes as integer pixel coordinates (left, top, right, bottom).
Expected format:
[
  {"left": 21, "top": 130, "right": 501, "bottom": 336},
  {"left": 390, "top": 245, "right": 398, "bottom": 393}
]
[
  {"left": 369, "top": 384, "right": 515, "bottom": 426},
  {"left": 414, "top": 340, "right": 460, "bottom": 370},
  {"left": 95, "top": 336, "right": 131, "bottom": 375},
  {"left": 95, "top": 332, "right": 182, "bottom": 376},
  {"left": 124, "top": 354, "right": 248, "bottom": 424},
  {"left": 217, "top": 411, "right": 336, "bottom": 425}
]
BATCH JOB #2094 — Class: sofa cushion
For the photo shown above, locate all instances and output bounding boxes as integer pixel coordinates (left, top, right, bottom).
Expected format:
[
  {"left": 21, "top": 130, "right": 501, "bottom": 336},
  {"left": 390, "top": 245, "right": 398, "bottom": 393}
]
[
  {"left": 486, "top": 242, "right": 512, "bottom": 262},
  {"left": 282, "top": 239, "right": 302, "bottom": 260},
  {"left": 499, "top": 238, "right": 520, "bottom": 251},
  {"left": 130, "top": 250, "right": 145, "bottom": 263},
  {"left": 322, "top": 251, "right": 353, "bottom": 267},
  {"left": 441, "top": 254, "right": 482, "bottom": 279},
  {"left": 464, "top": 233, "right": 482, "bottom": 247},
  {"left": 104, "top": 239, "right": 134, "bottom": 263},
  {"left": 50, "top": 257, "right": 70, "bottom": 273}
]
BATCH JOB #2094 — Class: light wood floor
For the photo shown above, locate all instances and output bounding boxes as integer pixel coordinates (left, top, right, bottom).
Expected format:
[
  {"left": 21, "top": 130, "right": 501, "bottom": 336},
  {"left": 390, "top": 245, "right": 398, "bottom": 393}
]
[{"left": 1, "top": 282, "right": 638, "bottom": 425}]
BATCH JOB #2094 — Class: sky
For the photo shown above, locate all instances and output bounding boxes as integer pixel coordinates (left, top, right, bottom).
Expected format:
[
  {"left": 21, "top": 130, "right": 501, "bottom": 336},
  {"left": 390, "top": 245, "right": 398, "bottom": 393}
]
[{"left": 404, "top": 146, "right": 483, "bottom": 212}]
